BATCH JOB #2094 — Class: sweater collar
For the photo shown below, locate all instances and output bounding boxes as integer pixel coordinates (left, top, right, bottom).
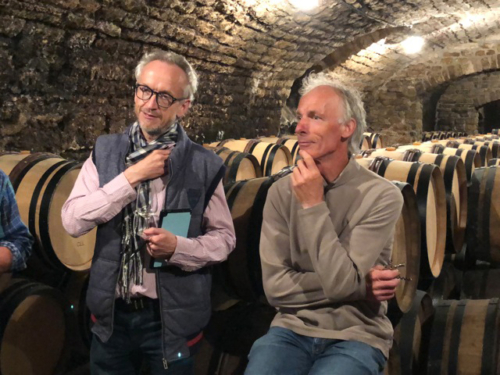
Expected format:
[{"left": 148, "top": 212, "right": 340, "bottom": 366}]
[{"left": 324, "top": 157, "right": 359, "bottom": 190}]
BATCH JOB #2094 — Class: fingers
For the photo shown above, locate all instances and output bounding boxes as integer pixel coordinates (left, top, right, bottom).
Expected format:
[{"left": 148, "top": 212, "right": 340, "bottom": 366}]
[
  {"left": 299, "top": 150, "right": 316, "bottom": 169},
  {"left": 372, "top": 268, "right": 400, "bottom": 281},
  {"left": 143, "top": 227, "right": 162, "bottom": 236},
  {"left": 372, "top": 278, "right": 400, "bottom": 290}
]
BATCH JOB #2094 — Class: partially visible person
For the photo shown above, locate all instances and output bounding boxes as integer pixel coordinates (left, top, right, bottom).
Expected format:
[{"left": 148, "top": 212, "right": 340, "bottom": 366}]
[
  {"left": 0, "top": 169, "right": 34, "bottom": 274},
  {"left": 245, "top": 72, "right": 404, "bottom": 375}
]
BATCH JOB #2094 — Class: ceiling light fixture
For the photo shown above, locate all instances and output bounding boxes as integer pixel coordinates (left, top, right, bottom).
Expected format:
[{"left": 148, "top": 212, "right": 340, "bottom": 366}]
[
  {"left": 401, "top": 36, "right": 425, "bottom": 54},
  {"left": 289, "top": 0, "right": 319, "bottom": 11}
]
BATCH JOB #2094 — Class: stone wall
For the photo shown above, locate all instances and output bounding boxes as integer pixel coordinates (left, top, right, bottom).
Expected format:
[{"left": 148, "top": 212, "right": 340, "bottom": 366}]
[
  {"left": 0, "top": 0, "right": 380, "bottom": 159},
  {"left": 436, "top": 70, "right": 500, "bottom": 134},
  {"left": 3, "top": 0, "right": 500, "bottom": 157},
  {"left": 330, "top": 43, "right": 500, "bottom": 146}
]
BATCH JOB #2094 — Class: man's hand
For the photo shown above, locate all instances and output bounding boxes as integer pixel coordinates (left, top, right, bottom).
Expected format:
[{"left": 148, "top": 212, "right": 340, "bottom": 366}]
[
  {"left": 143, "top": 227, "right": 177, "bottom": 260},
  {"left": 291, "top": 151, "right": 324, "bottom": 209},
  {"left": 124, "top": 149, "right": 172, "bottom": 188},
  {"left": 366, "top": 265, "right": 400, "bottom": 302},
  {"left": 0, "top": 247, "right": 13, "bottom": 274}
]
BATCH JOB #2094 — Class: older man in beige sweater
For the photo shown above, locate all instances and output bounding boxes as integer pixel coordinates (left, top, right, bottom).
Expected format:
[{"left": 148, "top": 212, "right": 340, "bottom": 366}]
[{"left": 245, "top": 73, "right": 404, "bottom": 375}]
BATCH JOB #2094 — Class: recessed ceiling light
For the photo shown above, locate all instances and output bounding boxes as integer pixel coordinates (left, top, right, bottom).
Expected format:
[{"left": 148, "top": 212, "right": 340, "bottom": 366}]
[
  {"left": 289, "top": 0, "right": 319, "bottom": 11},
  {"left": 401, "top": 36, "right": 425, "bottom": 54}
]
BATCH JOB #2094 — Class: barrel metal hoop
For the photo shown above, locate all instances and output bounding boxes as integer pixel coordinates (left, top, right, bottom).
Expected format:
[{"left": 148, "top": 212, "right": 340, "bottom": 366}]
[
  {"left": 448, "top": 300, "right": 467, "bottom": 374},
  {"left": 467, "top": 168, "right": 484, "bottom": 261},
  {"left": 226, "top": 152, "right": 246, "bottom": 185},
  {"left": 481, "top": 299, "right": 499, "bottom": 374},
  {"left": 480, "top": 166, "right": 496, "bottom": 262},
  {"left": 399, "top": 291, "right": 426, "bottom": 374},
  {"left": 38, "top": 162, "right": 80, "bottom": 269}
]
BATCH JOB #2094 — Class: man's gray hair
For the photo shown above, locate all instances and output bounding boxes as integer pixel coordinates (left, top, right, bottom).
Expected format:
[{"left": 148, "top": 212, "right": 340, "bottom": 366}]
[
  {"left": 299, "top": 72, "right": 366, "bottom": 155},
  {"left": 135, "top": 51, "right": 198, "bottom": 101}
]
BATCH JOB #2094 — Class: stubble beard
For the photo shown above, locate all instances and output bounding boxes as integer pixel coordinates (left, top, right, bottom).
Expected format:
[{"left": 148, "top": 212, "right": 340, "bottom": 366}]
[{"left": 138, "top": 116, "right": 176, "bottom": 140}]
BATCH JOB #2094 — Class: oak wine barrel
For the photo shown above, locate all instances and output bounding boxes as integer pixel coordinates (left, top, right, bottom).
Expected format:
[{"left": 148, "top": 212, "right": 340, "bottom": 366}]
[
  {"left": 258, "top": 136, "right": 301, "bottom": 165},
  {"left": 456, "top": 143, "right": 492, "bottom": 166},
  {"left": 363, "top": 132, "right": 385, "bottom": 149},
  {"left": 399, "top": 144, "right": 481, "bottom": 182},
  {"left": 388, "top": 291, "right": 435, "bottom": 375},
  {"left": 0, "top": 280, "right": 68, "bottom": 375},
  {"left": 357, "top": 157, "right": 447, "bottom": 286},
  {"left": 0, "top": 153, "right": 96, "bottom": 272},
  {"left": 390, "top": 182, "right": 421, "bottom": 314},
  {"left": 205, "top": 146, "right": 262, "bottom": 184},
  {"left": 417, "top": 154, "right": 467, "bottom": 254},
  {"left": 467, "top": 166, "right": 500, "bottom": 263},
  {"left": 0, "top": 274, "right": 11, "bottom": 294},
  {"left": 216, "top": 177, "right": 275, "bottom": 301},
  {"left": 427, "top": 262, "right": 461, "bottom": 302},
  {"left": 461, "top": 269, "right": 500, "bottom": 299},
  {"left": 64, "top": 271, "right": 92, "bottom": 356},
  {"left": 212, "top": 140, "right": 292, "bottom": 176},
  {"left": 361, "top": 147, "right": 421, "bottom": 162},
  {"left": 427, "top": 298, "right": 500, "bottom": 375},
  {"left": 360, "top": 134, "right": 372, "bottom": 151}
]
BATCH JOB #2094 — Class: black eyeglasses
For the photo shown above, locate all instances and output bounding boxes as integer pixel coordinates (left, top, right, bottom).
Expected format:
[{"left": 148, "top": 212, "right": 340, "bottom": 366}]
[{"left": 135, "top": 84, "right": 188, "bottom": 109}]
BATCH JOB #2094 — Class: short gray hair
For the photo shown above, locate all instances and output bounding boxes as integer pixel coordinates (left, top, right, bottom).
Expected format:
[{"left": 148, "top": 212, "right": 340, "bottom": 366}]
[
  {"left": 299, "top": 72, "right": 366, "bottom": 155},
  {"left": 135, "top": 51, "right": 198, "bottom": 101}
]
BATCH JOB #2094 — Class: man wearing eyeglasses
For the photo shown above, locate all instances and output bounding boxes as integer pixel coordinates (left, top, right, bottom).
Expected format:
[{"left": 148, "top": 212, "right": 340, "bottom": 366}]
[{"left": 62, "top": 51, "right": 236, "bottom": 375}]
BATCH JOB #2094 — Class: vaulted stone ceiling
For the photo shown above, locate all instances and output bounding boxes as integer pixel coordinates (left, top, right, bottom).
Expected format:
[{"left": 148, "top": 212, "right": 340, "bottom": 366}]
[{"left": 1, "top": 0, "right": 500, "bottom": 156}]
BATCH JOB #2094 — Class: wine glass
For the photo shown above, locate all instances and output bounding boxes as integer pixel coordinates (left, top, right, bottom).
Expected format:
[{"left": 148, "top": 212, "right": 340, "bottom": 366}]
[{"left": 139, "top": 210, "right": 159, "bottom": 240}]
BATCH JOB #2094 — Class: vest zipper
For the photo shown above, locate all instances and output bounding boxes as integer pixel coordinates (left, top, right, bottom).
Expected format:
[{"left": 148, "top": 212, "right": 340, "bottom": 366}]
[
  {"left": 156, "top": 268, "right": 168, "bottom": 370},
  {"left": 158, "top": 157, "right": 173, "bottom": 369}
]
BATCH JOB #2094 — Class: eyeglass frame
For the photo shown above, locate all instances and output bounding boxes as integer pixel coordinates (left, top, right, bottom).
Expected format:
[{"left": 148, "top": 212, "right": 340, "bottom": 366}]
[{"left": 134, "top": 83, "right": 188, "bottom": 109}]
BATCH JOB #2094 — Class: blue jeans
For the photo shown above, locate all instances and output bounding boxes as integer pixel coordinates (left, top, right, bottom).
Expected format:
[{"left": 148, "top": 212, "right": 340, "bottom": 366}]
[
  {"left": 90, "top": 299, "right": 194, "bottom": 375},
  {"left": 245, "top": 327, "right": 386, "bottom": 375}
]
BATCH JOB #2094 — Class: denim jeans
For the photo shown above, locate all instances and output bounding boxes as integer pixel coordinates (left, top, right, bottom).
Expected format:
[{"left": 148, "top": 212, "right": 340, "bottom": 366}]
[
  {"left": 244, "top": 327, "right": 386, "bottom": 375},
  {"left": 90, "top": 299, "right": 194, "bottom": 375}
]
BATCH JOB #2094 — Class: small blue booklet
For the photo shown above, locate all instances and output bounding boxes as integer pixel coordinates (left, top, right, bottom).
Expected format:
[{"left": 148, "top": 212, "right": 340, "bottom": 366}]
[{"left": 150, "top": 209, "right": 192, "bottom": 268}]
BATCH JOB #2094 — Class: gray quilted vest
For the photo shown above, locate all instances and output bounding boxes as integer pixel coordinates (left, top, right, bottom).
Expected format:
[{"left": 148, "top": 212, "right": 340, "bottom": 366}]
[{"left": 86, "top": 124, "right": 225, "bottom": 363}]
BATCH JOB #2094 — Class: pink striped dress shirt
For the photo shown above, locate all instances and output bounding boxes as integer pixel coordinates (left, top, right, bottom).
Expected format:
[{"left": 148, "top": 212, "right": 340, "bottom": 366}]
[{"left": 61, "top": 156, "right": 236, "bottom": 299}]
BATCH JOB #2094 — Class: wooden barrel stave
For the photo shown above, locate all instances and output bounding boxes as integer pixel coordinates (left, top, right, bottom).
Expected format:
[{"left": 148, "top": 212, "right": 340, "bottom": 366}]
[
  {"left": 417, "top": 154, "right": 467, "bottom": 254},
  {"left": 357, "top": 157, "right": 447, "bottom": 285},
  {"left": 389, "top": 291, "right": 435, "bottom": 375},
  {"left": 467, "top": 166, "right": 500, "bottom": 263},
  {"left": 0, "top": 153, "right": 96, "bottom": 272},
  {"left": 0, "top": 280, "right": 68, "bottom": 375},
  {"left": 427, "top": 299, "right": 500, "bottom": 375},
  {"left": 391, "top": 182, "right": 421, "bottom": 314},
  {"left": 210, "top": 146, "right": 262, "bottom": 184},
  {"left": 217, "top": 177, "right": 275, "bottom": 301},
  {"left": 214, "top": 140, "right": 292, "bottom": 176}
]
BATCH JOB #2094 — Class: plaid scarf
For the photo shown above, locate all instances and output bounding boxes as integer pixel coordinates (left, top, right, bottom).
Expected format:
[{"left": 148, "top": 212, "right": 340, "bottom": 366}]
[{"left": 118, "top": 121, "right": 178, "bottom": 302}]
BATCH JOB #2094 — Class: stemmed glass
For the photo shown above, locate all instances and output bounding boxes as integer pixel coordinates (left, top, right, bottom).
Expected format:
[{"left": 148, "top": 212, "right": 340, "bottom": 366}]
[{"left": 139, "top": 210, "right": 159, "bottom": 240}]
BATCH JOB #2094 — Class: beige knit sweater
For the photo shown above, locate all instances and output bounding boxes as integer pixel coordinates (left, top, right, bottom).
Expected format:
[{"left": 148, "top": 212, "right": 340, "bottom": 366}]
[{"left": 260, "top": 158, "right": 404, "bottom": 358}]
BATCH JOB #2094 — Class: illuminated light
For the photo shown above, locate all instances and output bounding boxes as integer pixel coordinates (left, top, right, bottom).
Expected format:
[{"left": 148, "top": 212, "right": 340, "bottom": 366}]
[
  {"left": 401, "top": 36, "right": 425, "bottom": 54},
  {"left": 70, "top": 305, "right": 74, "bottom": 309},
  {"left": 177, "top": 353, "right": 182, "bottom": 358},
  {"left": 366, "top": 38, "right": 388, "bottom": 55},
  {"left": 289, "top": 0, "right": 319, "bottom": 11}
]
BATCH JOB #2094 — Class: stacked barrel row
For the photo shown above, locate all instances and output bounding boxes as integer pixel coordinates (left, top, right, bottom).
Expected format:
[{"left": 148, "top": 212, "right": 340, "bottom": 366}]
[
  {"left": 0, "top": 152, "right": 94, "bottom": 375},
  {"left": 358, "top": 133, "right": 500, "bottom": 374},
  {"left": 422, "top": 131, "right": 468, "bottom": 142}
]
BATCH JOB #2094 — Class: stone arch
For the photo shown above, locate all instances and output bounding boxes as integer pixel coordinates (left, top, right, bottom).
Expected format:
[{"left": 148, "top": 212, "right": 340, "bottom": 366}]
[{"left": 436, "top": 70, "right": 500, "bottom": 134}]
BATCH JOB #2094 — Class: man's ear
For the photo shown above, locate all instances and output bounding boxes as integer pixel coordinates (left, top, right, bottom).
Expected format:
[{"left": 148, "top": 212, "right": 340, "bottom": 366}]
[
  {"left": 341, "top": 118, "right": 356, "bottom": 139},
  {"left": 177, "top": 99, "right": 191, "bottom": 119}
]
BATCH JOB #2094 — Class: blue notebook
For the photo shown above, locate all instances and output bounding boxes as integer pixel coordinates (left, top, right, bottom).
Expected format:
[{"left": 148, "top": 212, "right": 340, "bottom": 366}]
[{"left": 150, "top": 210, "right": 191, "bottom": 268}]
